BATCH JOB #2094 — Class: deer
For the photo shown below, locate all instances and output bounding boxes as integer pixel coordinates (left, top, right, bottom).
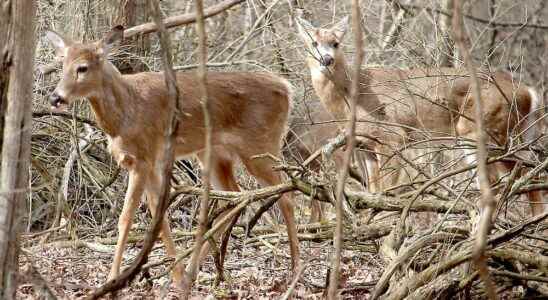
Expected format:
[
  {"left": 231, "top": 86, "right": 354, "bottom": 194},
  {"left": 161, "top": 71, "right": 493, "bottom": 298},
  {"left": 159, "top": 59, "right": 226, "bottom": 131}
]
[
  {"left": 44, "top": 26, "right": 300, "bottom": 287},
  {"left": 296, "top": 17, "right": 546, "bottom": 216}
]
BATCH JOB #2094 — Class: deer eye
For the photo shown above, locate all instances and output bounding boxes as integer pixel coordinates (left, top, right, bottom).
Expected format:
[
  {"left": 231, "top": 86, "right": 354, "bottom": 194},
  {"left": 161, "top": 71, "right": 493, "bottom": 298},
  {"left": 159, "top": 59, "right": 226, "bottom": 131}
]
[
  {"left": 76, "top": 65, "right": 88, "bottom": 74},
  {"left": 332, "top": 42, "right": 339, "bottom": 48},
  {"left": 311, "top": 41, "right": 318, "bottom": 48}
]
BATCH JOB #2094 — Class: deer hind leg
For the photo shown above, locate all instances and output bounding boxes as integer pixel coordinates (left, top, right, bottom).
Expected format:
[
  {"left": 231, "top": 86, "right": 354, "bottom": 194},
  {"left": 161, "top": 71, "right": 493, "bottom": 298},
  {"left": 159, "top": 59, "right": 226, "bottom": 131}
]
[
  {"left": 309, "top": 199, "right": 325, "bottom": 223},
  {"left": 192, "top": 152, "right": 241, "bottom": 281},
  {"left": 144, "top": 169, "right": 184, "bottom": 284},
  {"left": 305, "top": 151, "right": 325, "bottom": 223},
  {"left": 241, "top": 154, "right": 300, "bottom": 271},
  {"left": 364, "top": 150, "right": 382, "bottom": 193},
  {"left": 109, "top": 168, "right": 145, "bottom": 280},
  {"left": 209, "top": 155, "right": 241, "bottom": 279}
]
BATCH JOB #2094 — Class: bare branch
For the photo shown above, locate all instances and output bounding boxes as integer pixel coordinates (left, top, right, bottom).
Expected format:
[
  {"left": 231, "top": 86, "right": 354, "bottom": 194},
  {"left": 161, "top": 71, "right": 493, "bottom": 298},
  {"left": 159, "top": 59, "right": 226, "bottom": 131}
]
[
  {"left": 398, "top": 1, "right": 548, "bottom": 30},
  {"left": 327, "top": 1, "right": 364, "bottom": 298},
  {"left": 181, "top": 0, "right": 211, "bottom": 296},
  {"left": 452, "top": 1, "right": 497, "bottom": 299},
  {"left": 123, "top": 0, "right": 245, "bottom": 38}
]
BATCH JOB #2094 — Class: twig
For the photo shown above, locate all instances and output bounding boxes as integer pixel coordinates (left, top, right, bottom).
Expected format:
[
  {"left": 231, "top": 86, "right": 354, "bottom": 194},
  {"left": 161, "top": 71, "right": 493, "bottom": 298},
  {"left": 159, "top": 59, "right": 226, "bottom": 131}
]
[
  {"left": 327, "top": 2, "right": 363, "bottom": 298},
  {"left": 508, "top": 157, "right": 548, "bottom": 198},
  {"left": 492, "top": 270, "right": 548, "bottom": 284},
  {"left": 399, "top": 1, "right": 548, "bottom": 30},
  {"left": 452, "top": 2, "right": 497, "bottom": 299},
  {"left": 245, "top": 195, "right": 281, "bottom": 236},
  {"left": 52, "top": 124, "right": 93, "bottom": 230},
  {"left": 182, "top": 0, "right": 210, "bottom": 296},
  {"left": 385, "top": 249, "right": 473, "bottom": 300},
  {"left": 39, "top": 0, "right": 246, "bottom": 76},
  {"left": 280, "top": 262, "right": 307, "bottom": 300},
  {"left": 32, "top": 111, "right": 96, "bottom": 127},
  {"left": 488, "top": 211, "right": 548, "bottom": 246},
  {"left": 371, "top": 232, "right": 465, "bottom": 299},
  {"left": 223, "top": 0, "right": 283, "bottom": 62}
]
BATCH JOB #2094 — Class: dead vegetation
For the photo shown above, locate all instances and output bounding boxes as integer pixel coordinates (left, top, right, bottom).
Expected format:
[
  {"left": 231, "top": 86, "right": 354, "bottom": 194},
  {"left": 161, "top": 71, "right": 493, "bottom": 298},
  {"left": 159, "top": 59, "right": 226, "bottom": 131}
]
[{"left": 11, "top": 0, "right": 548, "bottom": 299}]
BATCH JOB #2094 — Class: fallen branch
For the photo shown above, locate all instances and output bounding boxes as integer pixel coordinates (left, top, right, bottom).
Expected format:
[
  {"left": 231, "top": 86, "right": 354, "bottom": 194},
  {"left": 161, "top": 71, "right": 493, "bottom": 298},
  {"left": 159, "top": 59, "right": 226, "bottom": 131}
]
[
  {"left": 492, "top": 270, "right": 548, "bottom": 283},
  {"left": 488, "top": 248, "right": 548, "bottom": 273},
  {"left": 385, "top": 249, "right": 473, "bottom": 300},
  {"left": 347, "top": 191, "right": 469, "bottom": 213},
  {"left": 371, "top": 232, "right": 465, "bottom": 299}
]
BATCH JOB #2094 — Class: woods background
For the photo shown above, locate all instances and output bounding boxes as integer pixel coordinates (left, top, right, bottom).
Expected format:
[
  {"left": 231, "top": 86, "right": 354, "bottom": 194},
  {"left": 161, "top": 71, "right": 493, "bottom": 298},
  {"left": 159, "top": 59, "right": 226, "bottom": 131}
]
[{"left": 0, "top": 0, "right": 547, "bottom": 299}]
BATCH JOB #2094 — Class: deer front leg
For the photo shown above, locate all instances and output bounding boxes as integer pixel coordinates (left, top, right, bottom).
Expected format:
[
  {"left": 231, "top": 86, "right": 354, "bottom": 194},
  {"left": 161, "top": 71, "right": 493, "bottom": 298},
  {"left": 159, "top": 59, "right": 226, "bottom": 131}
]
[
  {"left": 109, "top": 169, "right": 145, "bottom": 280},
  {"left": 364, "top": 151, "right": 382, "bottom": 193},
  {"left": 145, "top": 172, "right": 185, "bottom": 285}
]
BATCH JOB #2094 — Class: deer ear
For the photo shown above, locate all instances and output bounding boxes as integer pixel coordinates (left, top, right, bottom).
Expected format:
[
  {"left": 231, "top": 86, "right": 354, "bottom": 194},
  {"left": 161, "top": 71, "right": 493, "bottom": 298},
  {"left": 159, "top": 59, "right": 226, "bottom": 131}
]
[
  {"left": 296, "top": 17, "right": 317, "bottom": 42},
  {"left": 331, "top": 16, "right": 349, "bottom": 40},
  {"left": 45, "top": 30, "right": 71, "bottom": 58},
  {"left": 98, "top": 25, "right": 124, "bottom": 57}
]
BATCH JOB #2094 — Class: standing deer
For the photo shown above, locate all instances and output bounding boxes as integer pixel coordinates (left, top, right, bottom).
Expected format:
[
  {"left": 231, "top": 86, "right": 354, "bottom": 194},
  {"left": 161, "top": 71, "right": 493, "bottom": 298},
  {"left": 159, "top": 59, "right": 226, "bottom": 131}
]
[
  {"left": 296, "top": 17, "right": 546, "bottom": 215},
  {"left": 45, "top": 26, "right": 300, "bottom": 286}
]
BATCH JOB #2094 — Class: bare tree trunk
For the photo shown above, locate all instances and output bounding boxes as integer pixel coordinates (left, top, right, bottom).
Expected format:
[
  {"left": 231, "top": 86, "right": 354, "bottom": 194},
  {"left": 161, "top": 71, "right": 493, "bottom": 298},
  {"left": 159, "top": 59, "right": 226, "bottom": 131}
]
[
  {"left": 382, "top": 0, "right": 409, "bottom": 50},
  {"left": 0, "top": 0, "right": 12, "bottom": 150},
  {"left": 0, "top": 0, "right": 37, "bottom": 298},
  {"left": 438, "top": 0, "right": 455, "bottom": 67},
  {"left": 112, "top": 0, "right": 151, "bottom": 73}
]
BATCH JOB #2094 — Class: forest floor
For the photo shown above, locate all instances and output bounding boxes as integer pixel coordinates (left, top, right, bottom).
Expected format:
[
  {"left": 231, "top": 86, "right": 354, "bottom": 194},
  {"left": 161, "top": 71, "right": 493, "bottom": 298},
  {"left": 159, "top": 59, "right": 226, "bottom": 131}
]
[{"left": 17, "top": 225, "right": 379, "bottom": 299}]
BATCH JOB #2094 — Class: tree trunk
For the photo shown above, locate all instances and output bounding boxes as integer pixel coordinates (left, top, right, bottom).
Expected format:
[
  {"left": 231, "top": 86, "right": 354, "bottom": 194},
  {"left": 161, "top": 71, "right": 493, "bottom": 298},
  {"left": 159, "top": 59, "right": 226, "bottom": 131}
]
[
  {"left": 112, "top": 0, "right": 151, "bottom": 73},
  {"left": 0, "top": 0, "right": 12, "bottom": 150},
  {"left": 0, "top": 0, "right": 37, "bottom": 298},
  {"left": 438, "top": 0, "right": 456, "bottom": 67}
]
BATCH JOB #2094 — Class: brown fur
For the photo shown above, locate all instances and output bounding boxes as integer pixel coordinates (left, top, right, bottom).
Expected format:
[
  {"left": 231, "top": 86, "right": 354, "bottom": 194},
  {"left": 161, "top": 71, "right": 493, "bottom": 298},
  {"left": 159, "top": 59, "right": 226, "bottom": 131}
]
[
  {"left": 47, "top": 29, "right": 300, "bottom": 286},
  {"left": 297, "top": 19, "right": 545, "bottom": 216}
]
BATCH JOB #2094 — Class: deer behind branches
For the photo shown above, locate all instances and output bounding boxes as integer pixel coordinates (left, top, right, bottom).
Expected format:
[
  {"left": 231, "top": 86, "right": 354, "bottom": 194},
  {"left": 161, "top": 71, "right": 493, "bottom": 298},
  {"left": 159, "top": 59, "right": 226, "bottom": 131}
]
[{"left": 296, "top": 17, "right": 546, "bottom": 216}]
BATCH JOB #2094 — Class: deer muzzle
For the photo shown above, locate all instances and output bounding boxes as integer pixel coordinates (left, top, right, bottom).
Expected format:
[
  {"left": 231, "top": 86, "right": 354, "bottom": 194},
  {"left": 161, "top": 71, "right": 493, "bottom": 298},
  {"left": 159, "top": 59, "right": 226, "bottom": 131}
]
[
  {"left": 49, "top": 92, "right": 66, "bottom": 108},
  {"left": 320, "top": 55, "right": 334, "bottom": 67}
]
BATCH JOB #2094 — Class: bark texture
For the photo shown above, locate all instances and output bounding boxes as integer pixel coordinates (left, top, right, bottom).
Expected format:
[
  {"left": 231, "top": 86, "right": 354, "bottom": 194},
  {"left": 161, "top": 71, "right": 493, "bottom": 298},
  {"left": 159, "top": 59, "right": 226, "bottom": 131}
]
[{"left": 0, "top": 0, "right": 37, "bottom": 298}]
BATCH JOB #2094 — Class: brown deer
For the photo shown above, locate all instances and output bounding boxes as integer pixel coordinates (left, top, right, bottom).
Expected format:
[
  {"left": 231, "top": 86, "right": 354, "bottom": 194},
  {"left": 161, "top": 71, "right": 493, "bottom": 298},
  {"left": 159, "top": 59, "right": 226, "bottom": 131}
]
[
  {"left": 45, "top": 26, "right": 300, "bottom": 286},
  {"left": 296, "top": 17, "right": 546, "bottom": 216}
]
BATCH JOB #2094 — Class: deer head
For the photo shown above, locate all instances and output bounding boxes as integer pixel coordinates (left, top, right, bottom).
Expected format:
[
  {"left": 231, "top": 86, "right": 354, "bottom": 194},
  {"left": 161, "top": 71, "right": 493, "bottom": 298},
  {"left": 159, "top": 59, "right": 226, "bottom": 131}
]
[
  {"left": 45, "top": 26, "right": 124, "bottom": 110},
  {"left": 296, "top": 17, "right": 348, "bottom": 73}
]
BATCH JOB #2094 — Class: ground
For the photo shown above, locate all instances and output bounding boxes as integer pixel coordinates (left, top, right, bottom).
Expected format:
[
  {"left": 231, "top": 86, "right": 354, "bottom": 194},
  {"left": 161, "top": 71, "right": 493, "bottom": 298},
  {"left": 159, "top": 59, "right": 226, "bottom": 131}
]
[{"left": 18, "top": 228, "right": 378, "bottom": 299}]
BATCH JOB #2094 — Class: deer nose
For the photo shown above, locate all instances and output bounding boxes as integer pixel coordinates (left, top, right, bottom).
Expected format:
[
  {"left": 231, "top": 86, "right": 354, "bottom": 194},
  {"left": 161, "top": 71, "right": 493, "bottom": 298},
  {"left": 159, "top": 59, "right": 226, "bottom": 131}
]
[
  {"left": 49, "top": 92, "right": 64, "bottom": 107},
  {"left": 320, "top": 55, "right": 334, "bottom": 67}
]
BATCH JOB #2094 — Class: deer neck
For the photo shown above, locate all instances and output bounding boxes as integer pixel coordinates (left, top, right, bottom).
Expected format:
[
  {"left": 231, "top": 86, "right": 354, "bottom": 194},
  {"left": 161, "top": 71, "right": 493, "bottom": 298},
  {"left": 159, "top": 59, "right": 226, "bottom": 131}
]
[
  {"left": 87, "top": 63, "right": 129, "bottom": 137},
  {"left": 307, "top": 55, "right": 351, "bottom": 120}
]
